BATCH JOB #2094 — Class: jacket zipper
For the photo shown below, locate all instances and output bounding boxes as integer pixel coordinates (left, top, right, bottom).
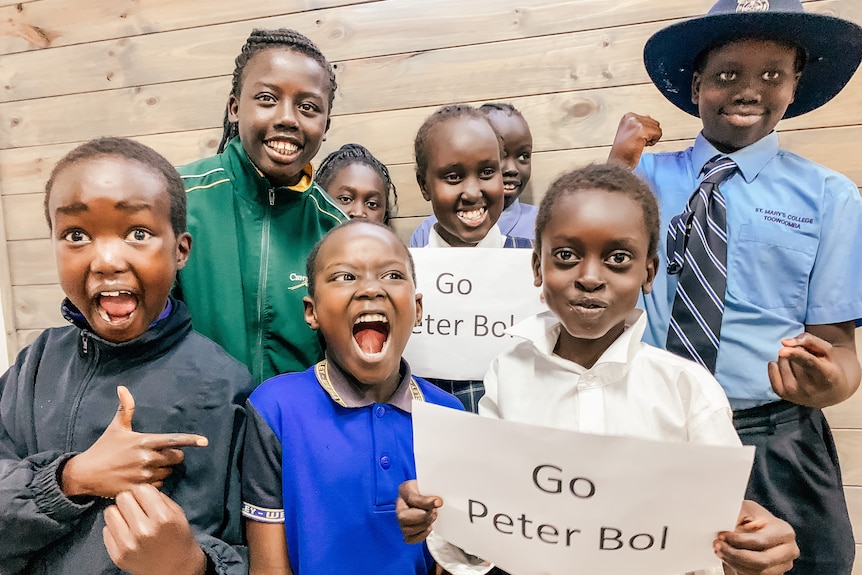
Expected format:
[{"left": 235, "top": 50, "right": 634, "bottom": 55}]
[
  {"left": 256, "top": 188, "right": 275, "bottom": 380},
  {"left": 65, "top": 330, "right": 100, "bottom": 452}
]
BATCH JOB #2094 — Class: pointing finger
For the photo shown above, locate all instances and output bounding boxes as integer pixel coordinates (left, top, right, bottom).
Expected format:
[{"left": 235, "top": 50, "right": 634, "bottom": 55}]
[{"left": 141, "top": 433, "right": 208, "bottom": 450}]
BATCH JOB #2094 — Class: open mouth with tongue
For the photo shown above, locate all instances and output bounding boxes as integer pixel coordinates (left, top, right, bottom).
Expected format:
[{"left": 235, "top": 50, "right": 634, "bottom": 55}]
[
  {"left": 97, "top": 291, "right": 138, "bottom": 323},
  {"left": 353, "top": 313, "right": 390, "bottom": 356}
]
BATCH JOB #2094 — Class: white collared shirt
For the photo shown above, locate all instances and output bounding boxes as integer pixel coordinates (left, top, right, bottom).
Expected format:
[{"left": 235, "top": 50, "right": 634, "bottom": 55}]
[
  {"left": 427, "top": 224, "right": 505, "bottom": 248},
  {"left": 430, "top": 309, "right": 737, "bottom": 575}
]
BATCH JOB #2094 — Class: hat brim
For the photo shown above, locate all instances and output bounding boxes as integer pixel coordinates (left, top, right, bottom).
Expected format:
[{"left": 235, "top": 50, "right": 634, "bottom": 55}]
[{"left": 644, "top": 12, "right": 862, "bottom": 118}]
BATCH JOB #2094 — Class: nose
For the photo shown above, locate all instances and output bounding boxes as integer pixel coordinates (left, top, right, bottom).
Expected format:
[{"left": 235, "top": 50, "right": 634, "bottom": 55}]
[
  {"left": 347, "top": 203, "right": 368, "bottom": 219},
  {"left": 276, "top": 102, "right": 299, "bottom": 128},
  {"left": 356, "top": 275, "right": 385, "bottom": 299},
  {"left": 501, "top": 154, "right": 518, "bottom": 178},
  {"left": 735, "top": 76, "right": 762, "bottom": 103},
  {"left": 575, "top": 258, "right": 604, "bottom": 293},
  {"left": 90, "top": 238, "right": 128, "bottom": 275},
  {"left": 461, "top": 176, "right": 482, "bottom": 202}
]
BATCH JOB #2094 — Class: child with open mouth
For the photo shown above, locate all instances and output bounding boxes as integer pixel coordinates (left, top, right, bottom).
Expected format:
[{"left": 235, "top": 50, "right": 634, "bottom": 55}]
[
  {"left": 241, "top": 220, "right": 463, "bottom": 575},
  {"left": 0, "top": 137, "right": 253, "bottom": 575}
]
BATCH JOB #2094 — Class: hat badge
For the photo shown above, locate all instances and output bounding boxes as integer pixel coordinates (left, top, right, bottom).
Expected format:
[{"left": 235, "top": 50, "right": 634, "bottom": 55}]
[{"left": 736, "top": 0, "right": 769, "bottom": 11}]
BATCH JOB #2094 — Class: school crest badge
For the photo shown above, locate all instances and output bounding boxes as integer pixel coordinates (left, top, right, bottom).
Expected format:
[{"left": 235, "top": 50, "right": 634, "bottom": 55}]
[{"left": 736, "top": 0, "right": 769, "bottom": 11}]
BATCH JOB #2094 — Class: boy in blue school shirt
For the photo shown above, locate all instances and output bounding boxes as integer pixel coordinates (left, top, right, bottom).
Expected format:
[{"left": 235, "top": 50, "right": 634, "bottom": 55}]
[
  {"left": 241, "top": 220, "right": 463, "bottom": 574},
  {"left": 609, "top": 1, "right": 862, "bottom": 573}
]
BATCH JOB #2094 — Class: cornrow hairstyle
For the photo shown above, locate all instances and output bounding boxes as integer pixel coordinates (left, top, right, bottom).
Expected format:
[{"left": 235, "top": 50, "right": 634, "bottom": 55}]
[
  {"left": 305, "top": 219, "right": 416, "bottom": 298},
  {"left": 44, "top": 137, "right": 187, "bottom": 235},
  {"left": 314, "top": 143, "right": 399, "bottom": 224},
  {"left": 413, "top": 103, "right": 501, "bottom": 190},
  {"left": 218, "top": 27, "right": 338, "bottom": 153},
  {"left": 535, "top": 163, "right": 660, "bottom": 258}
]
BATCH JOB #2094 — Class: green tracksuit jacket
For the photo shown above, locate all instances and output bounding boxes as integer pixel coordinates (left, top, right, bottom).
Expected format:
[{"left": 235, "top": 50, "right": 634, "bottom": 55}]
[{"left": 175, "top": 137, "right": 346, "bottom": 383}]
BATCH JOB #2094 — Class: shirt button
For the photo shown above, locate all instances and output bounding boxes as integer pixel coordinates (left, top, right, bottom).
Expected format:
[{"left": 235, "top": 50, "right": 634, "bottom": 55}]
[
  {"left": 379, "top": 455, "right": 391, "bottom": 470},
  {"left": 375, "top": 406, "right": 386, "bottom": 418}
]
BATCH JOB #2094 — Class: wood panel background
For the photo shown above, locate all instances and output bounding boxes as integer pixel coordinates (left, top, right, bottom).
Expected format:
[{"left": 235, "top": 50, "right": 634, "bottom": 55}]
[{"left": 1, "top": 0, "right": 860, "bottom": 565}]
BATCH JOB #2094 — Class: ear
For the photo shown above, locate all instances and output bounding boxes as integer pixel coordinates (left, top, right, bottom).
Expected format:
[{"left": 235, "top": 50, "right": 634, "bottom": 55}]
[
  {"left": 416, "top": 171, "right": 431, "bottom": 202},
  {"left": 641, "top": 255, "right": 659, "bottom": 295},
  {"left": 414, "top": 292, "right": 423, "bottom": 326},
  {"left": 174, "top": 232, "right": 192, "bottom": 270},
  {"left": 303, "top": 296, "right": 320, "bottom": 330},
  {"left": 531, "top": 249, "right": 543, "bottom": 288},
  {"left": 690, "top": 72, "right": 702, "bottom": 107},
  {"left": 227, "top": 95, "right": 240, "bottom": 124},
  {"left": 325, "top": 115, "right": 331, "bottom": 136}
]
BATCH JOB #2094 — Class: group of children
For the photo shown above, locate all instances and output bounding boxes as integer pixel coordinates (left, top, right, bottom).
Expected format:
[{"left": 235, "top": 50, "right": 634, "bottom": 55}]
[{"left": 1, "top": 0, "right": 860, "bottom": 573}]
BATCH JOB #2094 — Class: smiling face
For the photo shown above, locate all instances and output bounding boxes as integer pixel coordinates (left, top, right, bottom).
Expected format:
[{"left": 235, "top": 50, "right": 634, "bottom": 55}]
[
  {"left": 692, "top": 38, "right": 800, "bottom": 153},
  {"left": 304, "top": 223, "right": 422, "bottom": 398},
  {"left": 229, "top": 48, "right": 331, "bottom": 187},
  {"left": 323, "top": 162, "right": 388, "bottom": 223},
  {"left": 485, "top": 110, "right": 532, "bottom": 209},
  {"left": 48, "top": 155, "right": 191, "bottom": 343},
  {"left": 533, "top": 189, "right": 656, "bottom": 367},
  {"left": 419, "top": 117, "right": 504, "bottom": 247}
]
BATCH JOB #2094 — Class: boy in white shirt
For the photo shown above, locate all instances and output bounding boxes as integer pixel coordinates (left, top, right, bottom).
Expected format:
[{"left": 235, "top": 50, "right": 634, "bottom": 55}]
[{"left": 397, "top": 164, "right": 798, "bottom": 575}]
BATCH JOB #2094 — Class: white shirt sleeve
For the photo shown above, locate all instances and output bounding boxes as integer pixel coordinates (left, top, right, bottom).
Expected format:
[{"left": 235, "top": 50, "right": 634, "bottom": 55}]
[{"left": 426, "top": 531, "right": 495, "bottom": 574}]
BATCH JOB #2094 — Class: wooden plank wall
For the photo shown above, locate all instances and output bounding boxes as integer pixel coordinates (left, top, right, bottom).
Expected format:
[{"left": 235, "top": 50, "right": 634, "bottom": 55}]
[{"left": 1, "top": 0, "right": 860, "bottom": 565}]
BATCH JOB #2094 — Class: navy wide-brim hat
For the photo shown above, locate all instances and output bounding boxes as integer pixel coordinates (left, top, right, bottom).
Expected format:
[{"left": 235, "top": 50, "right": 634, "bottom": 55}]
[{"left": 644, "top": 0, "right": 862, "bottom": 118}]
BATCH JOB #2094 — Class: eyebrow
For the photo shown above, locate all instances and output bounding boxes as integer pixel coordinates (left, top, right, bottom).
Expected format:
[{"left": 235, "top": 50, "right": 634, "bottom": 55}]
[
  {"left": 54, "top": 200, "right": 154, "bottom": 216},
  {"left": 336, "top": 185, "right": 383, "bottom": 195},
  {"left": 324, "top": 259, "right": 407, "bottom": 271},
  {"left": 253, "top": 81, "right": 324, "bottom": 99}
]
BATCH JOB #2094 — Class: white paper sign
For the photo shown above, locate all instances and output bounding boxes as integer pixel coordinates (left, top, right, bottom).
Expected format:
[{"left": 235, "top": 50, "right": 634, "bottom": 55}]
[
  {"left": 404, "top": 248, "right": 546, "bottom": 379},
  {"left": 413, "top": 402, "right": 755, "bottom": 575}
]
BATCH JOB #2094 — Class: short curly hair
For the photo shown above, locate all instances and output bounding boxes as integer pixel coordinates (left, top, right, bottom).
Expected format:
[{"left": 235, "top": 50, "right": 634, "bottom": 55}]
[
  {"left": 535, "top": 163, "right": 660, "bottom": 258},
  {"left": 44, "top": 137, "right": 186, "bottom": 235}
]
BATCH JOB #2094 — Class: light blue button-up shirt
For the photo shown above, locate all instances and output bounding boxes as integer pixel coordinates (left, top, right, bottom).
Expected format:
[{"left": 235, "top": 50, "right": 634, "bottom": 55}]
[{"left": 637, "top": 131, "right": 862, "bottom": 409}]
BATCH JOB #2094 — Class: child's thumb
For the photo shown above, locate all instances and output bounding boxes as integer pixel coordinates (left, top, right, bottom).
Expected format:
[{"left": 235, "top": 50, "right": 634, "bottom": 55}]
[{"left": 111, "top": 385, "right": 136, "bottom": 431}]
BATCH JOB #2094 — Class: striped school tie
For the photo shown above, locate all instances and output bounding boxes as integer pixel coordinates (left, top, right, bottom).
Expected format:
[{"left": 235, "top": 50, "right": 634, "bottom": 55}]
[{"left": 665, "top": 155, "right": 738, "bottom": 372}]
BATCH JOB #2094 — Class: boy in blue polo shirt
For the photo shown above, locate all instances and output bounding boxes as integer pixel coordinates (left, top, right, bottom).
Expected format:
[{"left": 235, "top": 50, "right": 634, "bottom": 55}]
[
  {"left": 609, "top": 1, "right": 862, "bottom": 573},
  {"left": 241, "top": 220, "right": 463, "bottom": 574}
]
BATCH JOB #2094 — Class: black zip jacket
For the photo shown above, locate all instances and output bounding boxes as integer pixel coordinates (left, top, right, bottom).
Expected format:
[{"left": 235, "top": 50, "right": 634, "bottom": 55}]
[{"left": 0, "top": 297, "right": 254, "bottom": 574}]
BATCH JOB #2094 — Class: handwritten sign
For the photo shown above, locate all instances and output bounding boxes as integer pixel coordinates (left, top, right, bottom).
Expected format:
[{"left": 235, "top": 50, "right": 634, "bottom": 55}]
[
  {"left": 413, "top": 402, "right": 755, "bottom": 575},
  {"left": 404, "top": 248, "right": 545, "bottom": 379}
]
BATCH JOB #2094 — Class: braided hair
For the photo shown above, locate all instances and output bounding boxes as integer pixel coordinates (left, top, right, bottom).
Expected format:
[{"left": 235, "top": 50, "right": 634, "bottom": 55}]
[
  {"left": 218, "top": 28, "right": 337, "bottom": 153},
  {"left": 315, "top": 143, "right": 398, "bottom": 224},
  {"left": 413, "top": 103, "right": 499, "bottom": 190}
]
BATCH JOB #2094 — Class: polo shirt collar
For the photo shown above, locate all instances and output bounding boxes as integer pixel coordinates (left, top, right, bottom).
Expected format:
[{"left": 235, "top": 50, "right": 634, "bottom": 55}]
[
  {"left": 692, "top": 131, "right": 779, "bottom": 185},
  {"left": 314, "top": 355, "right": 424, "bottom": 412}
]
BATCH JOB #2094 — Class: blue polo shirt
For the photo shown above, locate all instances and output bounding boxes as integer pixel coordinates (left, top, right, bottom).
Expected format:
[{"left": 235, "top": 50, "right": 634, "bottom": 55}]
[
  {"left": 409, "top": 199, "right": 538, "bottom": 247},
  {"left": 636, "top": 132, "right": 862, "bottom": 409},
  {"left": 241, "top": 358, "right": 463, "bottom": 574}
]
